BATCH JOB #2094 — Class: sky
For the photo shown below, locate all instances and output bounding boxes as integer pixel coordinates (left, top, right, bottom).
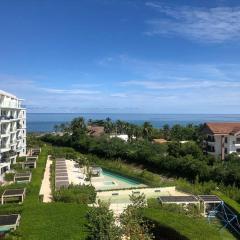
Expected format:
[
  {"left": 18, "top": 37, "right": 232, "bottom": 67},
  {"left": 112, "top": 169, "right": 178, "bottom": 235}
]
[{"left": 1, "top": 0, "right": 240, "bottom": 113}]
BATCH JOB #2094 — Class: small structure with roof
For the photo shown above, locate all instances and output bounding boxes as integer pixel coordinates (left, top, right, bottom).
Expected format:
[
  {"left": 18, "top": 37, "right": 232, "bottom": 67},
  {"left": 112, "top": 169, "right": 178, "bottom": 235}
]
[
  {"left": 23, "top": 159, "right": 37, "bottom": 169},
  {"left": 198, "top": 195, "right": 222, "bottom": 216},
  {"left": 0, "top": 214, "right": 20, "bottom": 232},
  {"left": 87, "top": 125, "right": 105, "bottom": 137},
  {"left": 14, "top": 172, "right": 32, "bottom": 183},
  {"left": 1, "top": 188, "right": 26, "bottom": 204},
  {"left": 26, "top": 156, "right": 38, "bottom": 161},
  {"left": 158, "top": 195, "right": 199, "bottom": 205},
  {"left": 91, "top": 166, "right": 102, "bottom": 176},
  {"left": 30, "top": 147, "right": 41, "bottom": 156}
]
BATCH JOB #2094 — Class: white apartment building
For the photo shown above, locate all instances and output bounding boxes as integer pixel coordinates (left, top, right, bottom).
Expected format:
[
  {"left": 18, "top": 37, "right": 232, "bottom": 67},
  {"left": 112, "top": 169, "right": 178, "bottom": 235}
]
[
  {"left": 0, "top": 90, "right": 26, "bottom": 175},
  {"left": 203, "top": 122, "right": 240, "bottom": 160}
]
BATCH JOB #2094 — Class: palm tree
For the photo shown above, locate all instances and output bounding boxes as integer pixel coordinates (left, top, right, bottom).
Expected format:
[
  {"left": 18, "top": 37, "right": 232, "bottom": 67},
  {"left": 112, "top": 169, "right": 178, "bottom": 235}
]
[
  {"left": 53, "top": 124, "right": 59, "bottom": 133},
  {"left": 116, "top": 120, "right": 124, "bottom": 134},
  {"left": 70, "top": 117, "right": 86, "bottom": 139},
  {"left": 104, "top": 117, "right": 113, "bottom": 134},
  {"left": 142, "top": 121, "right": 153, "bottom": 140},
  {"left": 133, "top": 125, "right": 143, "bottom": 140}
]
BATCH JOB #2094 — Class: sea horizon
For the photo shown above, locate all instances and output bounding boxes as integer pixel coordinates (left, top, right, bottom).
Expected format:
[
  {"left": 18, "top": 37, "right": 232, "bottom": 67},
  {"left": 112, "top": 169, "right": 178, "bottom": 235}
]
[{"left": 27, "top": 113, "right": 240, "bottom": 133}]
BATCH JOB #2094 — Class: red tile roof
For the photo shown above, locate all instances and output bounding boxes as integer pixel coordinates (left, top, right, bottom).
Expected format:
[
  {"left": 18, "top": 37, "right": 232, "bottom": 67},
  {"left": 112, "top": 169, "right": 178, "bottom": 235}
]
[
  {"left": 204, "top": 122, "right": 240, "bottom": 135},
  {"left": 87, "top": 125, "right": 105, "bottom": 137}
]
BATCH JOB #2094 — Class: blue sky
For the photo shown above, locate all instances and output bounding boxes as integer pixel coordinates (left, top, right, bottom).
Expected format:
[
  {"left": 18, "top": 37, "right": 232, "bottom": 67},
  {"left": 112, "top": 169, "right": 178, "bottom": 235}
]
[{"left": 1, "top": 0, "right": 240, "bottom": 113}]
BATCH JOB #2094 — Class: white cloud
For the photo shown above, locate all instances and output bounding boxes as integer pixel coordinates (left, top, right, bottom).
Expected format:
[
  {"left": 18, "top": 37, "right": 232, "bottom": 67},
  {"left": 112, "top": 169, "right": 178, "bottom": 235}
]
[
  {"left": 42, "top": 88, "right": 100, "bottom": 95},
  {"left": 121, "top": 79, "right": 240, "bottom": 90},
  {"left": 110, "top": 93, "right": 127, "bottom": 98},
  {"left": 145, "top": 2, "right": 240, "bottom": 43}
]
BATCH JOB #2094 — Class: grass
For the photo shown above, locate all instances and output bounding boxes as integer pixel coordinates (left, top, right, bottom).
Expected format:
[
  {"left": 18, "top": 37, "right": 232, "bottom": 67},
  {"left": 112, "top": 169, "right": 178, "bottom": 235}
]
[
  {"left": 213, "top": 191, "right": 240, "bottom": 215},
  {"left": 143, "top": 207, "right": 236, "bottom": 240},
  {"left": 4, "top": 145, "right": 89, "bottom": 240},
  {"left": 17, "top": 203, "right": 88, "bottom": 240}
]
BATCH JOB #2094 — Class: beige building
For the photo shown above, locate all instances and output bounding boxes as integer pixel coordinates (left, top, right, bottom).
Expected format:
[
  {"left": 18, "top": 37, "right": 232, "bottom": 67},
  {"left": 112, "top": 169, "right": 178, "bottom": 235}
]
[{"left": 203, "top": 122, "right": 240, "bottom": 160}]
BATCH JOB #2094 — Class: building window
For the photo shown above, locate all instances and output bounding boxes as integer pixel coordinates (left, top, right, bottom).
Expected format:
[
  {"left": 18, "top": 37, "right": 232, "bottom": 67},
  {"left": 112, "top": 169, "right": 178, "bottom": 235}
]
[
  {"left": 207, "top": 135, "right": 215, "bottom": 142},
  {"left": 225, "top": 148, "right": 228, "bottom": 154},
  {"left": 237, "top": 138, "right": 240, "bottom": 144},
  {"left": 237, "top": 149, "right": 240, "bottom": 153},
  {"left": 225, "top": 137, "right": 228, "bottom": 143}
]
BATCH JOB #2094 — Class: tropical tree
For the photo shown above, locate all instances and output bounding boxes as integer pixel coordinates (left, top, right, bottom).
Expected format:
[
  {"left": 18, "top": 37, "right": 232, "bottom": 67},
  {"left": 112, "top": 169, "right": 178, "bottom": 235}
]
[
  {"left": 53, "top": 124, "right": 59, "bottom": 133},
  {"left": 142, "top": 122, "right": 153, "bottom": 140},
  {"left": 120, "top": 193, "right": 153, "bottom": 240},
  {"left": 104, "top": 117, "right": 114, "bottom": 134},
  {"left": 86, "top": 200, "right": 122, "bottom": 240},
  {"left": 70, "top": 117, "right": 86, "bottom": 141}
]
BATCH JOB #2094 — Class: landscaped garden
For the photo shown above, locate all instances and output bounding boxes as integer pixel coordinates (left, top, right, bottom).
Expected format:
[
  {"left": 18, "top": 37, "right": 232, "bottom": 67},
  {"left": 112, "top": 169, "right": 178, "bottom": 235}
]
[
  {"left": 2, "top": 146, "right": 89, "bottom": 240},
  {"left": 2, "top": 125, "right": 239, "bottom": 239}
]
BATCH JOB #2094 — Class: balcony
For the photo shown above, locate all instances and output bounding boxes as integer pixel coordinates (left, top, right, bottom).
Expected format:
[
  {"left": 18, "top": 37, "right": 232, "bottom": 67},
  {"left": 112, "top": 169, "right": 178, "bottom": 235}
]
[
  {"left": 0, "top": 115, "right": 15, "bottom": 121},
  {"left": 0, "top": 144, "right": 10, "bottom": 153},
  {"left": 1, "top": 129, "right": 8, "bottom": 135},
  {"left": 206, "top": 146, "right": 215, "bottom": 153}
]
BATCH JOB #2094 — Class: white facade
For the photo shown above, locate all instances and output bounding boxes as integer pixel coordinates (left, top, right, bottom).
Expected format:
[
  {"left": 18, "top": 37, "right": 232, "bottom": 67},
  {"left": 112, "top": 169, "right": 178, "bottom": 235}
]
[
  {"left": 0, "top": 90, "right": 26, "bottom": 174},
  {"left": 110, "top": 134, "right": 136, "bottom": 142},
  {"left": 205, "top": 134, "right": 240, "bottom": 160}
]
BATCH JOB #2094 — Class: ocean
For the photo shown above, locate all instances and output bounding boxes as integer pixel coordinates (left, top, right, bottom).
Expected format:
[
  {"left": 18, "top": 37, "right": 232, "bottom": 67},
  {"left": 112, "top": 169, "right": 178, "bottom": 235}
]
[{"left": 27, "top": 113, "right": 240, "bottom": 133}]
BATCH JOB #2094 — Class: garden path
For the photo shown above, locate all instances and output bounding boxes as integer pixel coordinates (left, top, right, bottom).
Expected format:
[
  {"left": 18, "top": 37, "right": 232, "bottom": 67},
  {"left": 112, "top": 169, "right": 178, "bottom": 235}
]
[{"left": 39, "top": 155, "right": 52, "bottom": 202}]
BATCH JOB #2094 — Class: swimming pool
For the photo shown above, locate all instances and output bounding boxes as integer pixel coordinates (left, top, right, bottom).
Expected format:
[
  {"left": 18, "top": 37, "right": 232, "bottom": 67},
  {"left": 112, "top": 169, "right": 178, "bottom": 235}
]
[{"left": 102, "top": 170, "right": 141, "bottom": 186}]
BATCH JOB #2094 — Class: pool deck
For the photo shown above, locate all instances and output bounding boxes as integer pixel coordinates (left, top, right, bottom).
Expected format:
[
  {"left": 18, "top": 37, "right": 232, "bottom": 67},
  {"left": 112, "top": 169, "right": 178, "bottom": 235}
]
[
  {"left": 65, "top": 160, "right": 86, "bottom": 185},
  {"left": 96, "top": 186, "right": 190, "bottom": 216}
]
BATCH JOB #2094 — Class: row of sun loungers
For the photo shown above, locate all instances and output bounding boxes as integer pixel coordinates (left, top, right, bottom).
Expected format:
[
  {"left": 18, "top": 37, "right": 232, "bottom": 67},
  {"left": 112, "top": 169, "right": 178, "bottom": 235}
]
[{"left": 55, "top": 158, "right": 69, "bottom": 190}]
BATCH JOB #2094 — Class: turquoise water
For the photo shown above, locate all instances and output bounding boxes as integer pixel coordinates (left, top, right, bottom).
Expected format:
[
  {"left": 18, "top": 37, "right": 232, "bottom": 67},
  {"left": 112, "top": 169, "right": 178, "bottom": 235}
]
[
  {"left": 102, "top": 170, "right": 141, "bottom": 186},
  {"left": 27, "top": 113, "right": 240, "bottom": 132}
]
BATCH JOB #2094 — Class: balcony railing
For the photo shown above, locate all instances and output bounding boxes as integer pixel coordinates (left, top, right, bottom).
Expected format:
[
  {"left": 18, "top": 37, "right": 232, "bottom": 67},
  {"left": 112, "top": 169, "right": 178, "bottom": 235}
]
[
  {"left": 1, "top": 129, "right": 8, "bottom": 135},
  {"left": 0, "top": 115, "right": 15, "bottom": 121},
  {"left": 206, "top": 147, "right": 215, "bottom": 152},
  {"left": 0, "top": 144, "right": 10, "bottom": 149}
]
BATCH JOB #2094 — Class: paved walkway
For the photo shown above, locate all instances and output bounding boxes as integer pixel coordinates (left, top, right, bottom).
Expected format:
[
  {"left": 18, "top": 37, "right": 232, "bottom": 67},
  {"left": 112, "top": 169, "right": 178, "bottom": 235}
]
[{"left": 39, "top": 155, "right": 52, "bottom": 203}]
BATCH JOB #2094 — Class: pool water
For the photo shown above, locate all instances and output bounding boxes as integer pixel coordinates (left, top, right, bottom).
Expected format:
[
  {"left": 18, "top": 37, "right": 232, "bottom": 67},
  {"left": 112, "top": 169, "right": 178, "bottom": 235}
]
[{"left": 102, "top": 170, "right": 141, "bottom": 186}]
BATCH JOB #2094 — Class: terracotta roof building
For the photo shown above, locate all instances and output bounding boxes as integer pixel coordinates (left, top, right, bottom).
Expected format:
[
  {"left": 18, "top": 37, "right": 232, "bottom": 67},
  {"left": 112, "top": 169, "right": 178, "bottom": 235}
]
[
  {"left": 87, "top": 126, "right": 105, "bottom": 137},
  {"left": 202, "top": 122, "right": 240, "bottom": 160}
]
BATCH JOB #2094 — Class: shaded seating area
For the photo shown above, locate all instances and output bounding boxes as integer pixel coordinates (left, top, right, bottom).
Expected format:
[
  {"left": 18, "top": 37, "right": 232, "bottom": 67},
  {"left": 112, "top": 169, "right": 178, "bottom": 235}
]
[
  {"left": 55, "top": 158, "right": 69, "bottom": 190},
  {"left": 23, "top": 159, "right": 37, "bottom": 169},
  {"left": 0, "top": 214, "right": 20, "bottom": 232},
  {"left": 158, "top": 195, "right": 199, "bottom": 205},
  {"left": 26, "top": 156, "right": 38, "bottom": 161},
  {"left": 14, "top": 172, "right": 32, "bottom": 183},
  {"left": 30, "top": 147, "right": 41, "bottom": 156},
  {"left": 91, "top": 166, "right": 102, "bottom": 176},
  {"left": 198, "top": 195, "right": 222, "bottom": 216},
  {"left": 1, "top": 189, "right": 26, "bottom": 204}
]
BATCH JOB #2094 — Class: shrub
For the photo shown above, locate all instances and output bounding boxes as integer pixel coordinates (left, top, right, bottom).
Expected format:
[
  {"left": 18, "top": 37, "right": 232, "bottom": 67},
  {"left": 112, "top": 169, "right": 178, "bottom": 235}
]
[
  {"left": 4, "top": 173, "right": 14, "bottom": 182},
  {"left": 53, "top": 185, "right": 96, "bottom": 204}
]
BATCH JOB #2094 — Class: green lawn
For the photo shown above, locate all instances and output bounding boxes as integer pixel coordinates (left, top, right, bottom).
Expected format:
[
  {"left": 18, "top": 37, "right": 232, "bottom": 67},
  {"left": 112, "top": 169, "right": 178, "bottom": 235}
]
[
  {"left": 4, "top": 146, "right": 89, "bottom": 240},
  {"left": 143, "top": 207, "right": 236, "bottom": 240},
  {"left": 213, "top": 191, "right": 240, "bottom": 215},
  {"left": 18, "top": 203, "right": 88, "bottom": 240}
]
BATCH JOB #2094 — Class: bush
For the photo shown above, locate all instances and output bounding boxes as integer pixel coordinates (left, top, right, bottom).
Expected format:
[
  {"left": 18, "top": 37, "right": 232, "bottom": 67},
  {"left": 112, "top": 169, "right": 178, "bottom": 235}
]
[
  {"left": 53, "top": 185, "right": 96, "bottom": 204},
  {"left": 4, "top": 173, "right": 14, "bottom": 182},
  {"left": 16, "top": 156, "right": 26, "bottom": 162}
]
